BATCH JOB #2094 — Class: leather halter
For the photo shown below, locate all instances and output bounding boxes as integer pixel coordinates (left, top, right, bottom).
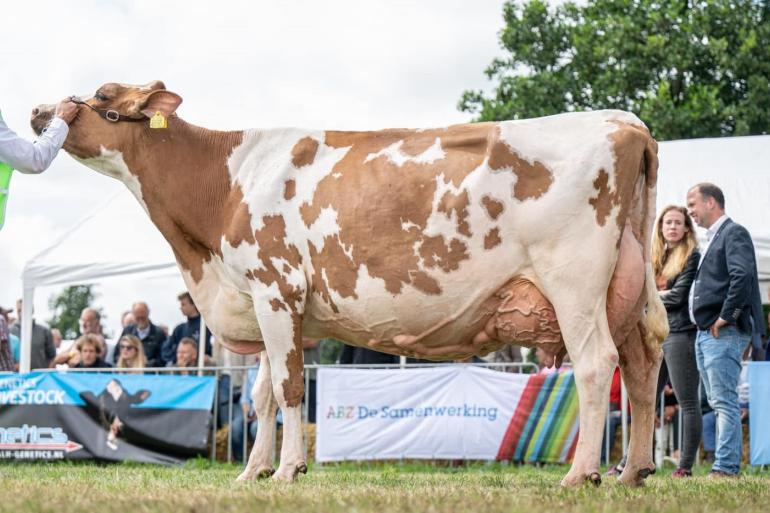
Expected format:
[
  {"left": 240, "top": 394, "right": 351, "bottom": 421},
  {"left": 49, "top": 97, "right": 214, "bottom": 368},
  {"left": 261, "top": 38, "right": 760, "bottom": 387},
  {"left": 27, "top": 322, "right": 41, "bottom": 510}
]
[{"left": 69, "top": 96, "right": 145, "bottom": 123}]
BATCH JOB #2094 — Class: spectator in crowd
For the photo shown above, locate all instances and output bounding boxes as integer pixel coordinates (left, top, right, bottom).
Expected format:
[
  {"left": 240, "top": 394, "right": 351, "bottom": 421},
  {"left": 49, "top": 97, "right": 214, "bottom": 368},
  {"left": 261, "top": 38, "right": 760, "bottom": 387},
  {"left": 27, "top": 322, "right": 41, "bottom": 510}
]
[
  {"left": 115, "top": 335, "right": 147, "bottom": 372},
  {"left": 161, "top": 292, "right": 212, "bottom": 366},
  {"left": 687, "top": 183, "right": 765, "bottom": 477},
  {"left": 0, "top": 307, "right": 14, "bottom": 371},
  {"left": 110, "top": 302, "right": 166, "bottom": 367},
  {"left": 601, "top": 367, "right": 623, "bottom": 463},
  {"left": 73, "top": 334, "right": 112, "bottom": 369},
  {"left": 650, "top": 204, "right": 702, "bottom": 477},
  {"left": 765, "top": 285, "right": 770, "bottom": 361},
  {"left": 174, "top": 337, "right": 215, "bottom": 375},
  {"left": 0, "top": 307, "right": 20, "bottom": 371},
  {"left": 232, "top": 364, "right": 259, "bottom": 462},
  {"left": 303, "top": 338, "right": 321, "bottom": 423},
  {"left": 340, "top": 344, "right": 398, "bottom": 365},
  {"left": 491, "top": 345, "right": 524, "bottom": 373},
  {"left": 10, "top": 298, "right": 55, "bottom": 369},
  {"left": 231, "top": 355, "right": 284, "bottom": 462},
  {"left": 120, "top": 310, "right": 135, "bottom": 328},
  {"left": 53, "top": 307, "right": 105, "bottom": 366},
  {"left": 50, "top": 328, "right": 62, "bottom": 349}
]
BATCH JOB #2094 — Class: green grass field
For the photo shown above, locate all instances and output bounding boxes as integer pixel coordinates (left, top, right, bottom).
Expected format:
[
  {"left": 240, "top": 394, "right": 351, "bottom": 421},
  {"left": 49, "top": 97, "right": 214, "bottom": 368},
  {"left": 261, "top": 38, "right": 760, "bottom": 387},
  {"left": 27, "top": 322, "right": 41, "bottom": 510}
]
[{"left": 1, "top": 461, "right": 769, "bottom": 513}]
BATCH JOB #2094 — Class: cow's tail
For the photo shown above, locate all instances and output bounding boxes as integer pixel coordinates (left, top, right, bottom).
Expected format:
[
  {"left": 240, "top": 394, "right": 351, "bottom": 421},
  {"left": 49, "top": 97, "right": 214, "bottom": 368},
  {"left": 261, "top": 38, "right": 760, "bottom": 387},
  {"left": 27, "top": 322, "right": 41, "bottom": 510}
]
[{"left": 638, "top": 131, "right": 669, "bottom": 348}]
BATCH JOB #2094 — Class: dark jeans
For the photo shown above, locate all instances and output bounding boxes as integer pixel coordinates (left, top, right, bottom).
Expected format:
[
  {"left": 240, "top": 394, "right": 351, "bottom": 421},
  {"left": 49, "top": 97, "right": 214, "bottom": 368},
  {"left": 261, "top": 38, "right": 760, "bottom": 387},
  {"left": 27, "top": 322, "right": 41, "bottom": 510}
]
[{"left": 662, "top": 330, "right": 702, "bottom": 470}]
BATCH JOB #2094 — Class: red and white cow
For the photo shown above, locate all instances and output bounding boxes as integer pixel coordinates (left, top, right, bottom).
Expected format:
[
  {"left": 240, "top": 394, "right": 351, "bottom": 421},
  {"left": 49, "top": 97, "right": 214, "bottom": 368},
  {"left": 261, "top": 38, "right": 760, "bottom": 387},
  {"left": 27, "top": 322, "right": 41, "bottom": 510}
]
[{"left": 32, "top": 81, "right": 667, "bottom": 486}]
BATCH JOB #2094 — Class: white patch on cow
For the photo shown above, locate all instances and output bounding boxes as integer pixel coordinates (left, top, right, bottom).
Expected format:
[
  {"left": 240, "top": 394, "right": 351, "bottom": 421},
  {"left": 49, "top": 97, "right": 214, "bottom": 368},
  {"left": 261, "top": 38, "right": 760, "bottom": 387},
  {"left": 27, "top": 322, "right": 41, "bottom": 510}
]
[
  {"left": 364, "top": 138, "right": 444, "bottom": 166},
  {"left": 401, "top": 220, "right": 420, "bottom": 232},
  {"left": 179, "top": 257, "right": 263, "bottom": 347},
  {"left": 72, "top": 147, "right": 149, "bottom": 213}
]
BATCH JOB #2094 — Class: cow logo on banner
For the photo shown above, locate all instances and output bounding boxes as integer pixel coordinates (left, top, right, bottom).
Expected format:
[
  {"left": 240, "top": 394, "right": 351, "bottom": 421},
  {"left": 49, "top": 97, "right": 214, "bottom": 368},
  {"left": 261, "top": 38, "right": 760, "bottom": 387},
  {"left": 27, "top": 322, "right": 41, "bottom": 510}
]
[{"left": 0, "top": 372, "right": 216, "bottom": 463}]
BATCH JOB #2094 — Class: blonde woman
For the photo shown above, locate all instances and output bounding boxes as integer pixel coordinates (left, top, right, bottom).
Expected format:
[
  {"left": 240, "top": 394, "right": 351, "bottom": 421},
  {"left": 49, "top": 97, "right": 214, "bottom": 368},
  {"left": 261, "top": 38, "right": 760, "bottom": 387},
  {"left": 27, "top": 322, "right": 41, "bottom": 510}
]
[
  {"left": 115, "top": 335, "right": 147, "bottom": 372},
  {"left": 652, "top": 205, "right": 701, "bottom": 478}
]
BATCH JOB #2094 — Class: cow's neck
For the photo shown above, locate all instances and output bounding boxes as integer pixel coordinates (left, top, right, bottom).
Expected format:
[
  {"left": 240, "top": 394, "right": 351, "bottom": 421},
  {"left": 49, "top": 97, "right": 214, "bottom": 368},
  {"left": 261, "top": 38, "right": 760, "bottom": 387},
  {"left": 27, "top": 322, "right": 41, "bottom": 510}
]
[{"left": 122, "top": 118, "right": 244, "bottom": 281}]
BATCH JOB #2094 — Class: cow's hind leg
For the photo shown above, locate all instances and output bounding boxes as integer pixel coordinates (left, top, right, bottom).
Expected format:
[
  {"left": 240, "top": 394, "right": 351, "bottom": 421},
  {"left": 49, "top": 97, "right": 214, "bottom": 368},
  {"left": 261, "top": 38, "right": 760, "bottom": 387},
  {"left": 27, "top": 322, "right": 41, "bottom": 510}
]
[
  {"left": 236, "top": 350, "right": 279, "bottom": 481},
  {"left": 560, "top": 310, "right": 618, "bottom": 487},
  {"left": 616, "top": 324, "right": 662, "bottom": 486},
  {"left": 257, "top": 310, "right": 307, "bottom": 482}
]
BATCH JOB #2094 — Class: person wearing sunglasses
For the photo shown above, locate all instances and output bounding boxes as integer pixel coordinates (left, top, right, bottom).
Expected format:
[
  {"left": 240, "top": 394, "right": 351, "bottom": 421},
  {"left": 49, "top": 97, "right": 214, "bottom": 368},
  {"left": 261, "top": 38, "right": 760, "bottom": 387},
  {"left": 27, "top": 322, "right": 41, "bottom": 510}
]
[{"left": 115, "top": 335, "right": 147, "bottom": 373}]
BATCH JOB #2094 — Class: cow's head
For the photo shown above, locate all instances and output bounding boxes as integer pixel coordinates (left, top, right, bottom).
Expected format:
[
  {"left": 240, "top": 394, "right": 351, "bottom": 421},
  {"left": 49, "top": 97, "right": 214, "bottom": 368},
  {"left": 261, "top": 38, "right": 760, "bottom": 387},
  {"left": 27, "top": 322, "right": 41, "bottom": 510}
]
[{"left": 31, "top": 81, "right": 183, "bottom": 159}]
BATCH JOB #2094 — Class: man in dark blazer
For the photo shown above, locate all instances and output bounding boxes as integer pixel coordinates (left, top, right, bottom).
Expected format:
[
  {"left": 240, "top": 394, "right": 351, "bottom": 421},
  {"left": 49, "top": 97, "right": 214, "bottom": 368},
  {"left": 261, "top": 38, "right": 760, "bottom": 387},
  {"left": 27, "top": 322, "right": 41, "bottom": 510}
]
[
  {"left": 111, "top": 301, "right": 166, "bottom": 367},
  {"left": 686, "top": 182, "right": 765, "bottom": 477}
]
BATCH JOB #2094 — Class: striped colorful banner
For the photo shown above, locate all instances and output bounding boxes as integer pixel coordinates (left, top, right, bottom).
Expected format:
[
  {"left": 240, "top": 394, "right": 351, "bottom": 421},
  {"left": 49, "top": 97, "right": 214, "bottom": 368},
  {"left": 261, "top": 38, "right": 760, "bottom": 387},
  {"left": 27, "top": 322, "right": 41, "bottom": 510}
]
[{"left": 496, "top": 370, "right": 579, "bottom": 463}]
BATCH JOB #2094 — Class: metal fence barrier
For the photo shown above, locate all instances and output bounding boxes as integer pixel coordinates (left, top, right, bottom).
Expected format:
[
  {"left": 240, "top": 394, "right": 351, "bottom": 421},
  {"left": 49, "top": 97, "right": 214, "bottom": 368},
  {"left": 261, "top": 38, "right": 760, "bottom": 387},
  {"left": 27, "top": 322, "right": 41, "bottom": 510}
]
[{"left": 1, "top": 361, "right": 705, "bottom": 466}]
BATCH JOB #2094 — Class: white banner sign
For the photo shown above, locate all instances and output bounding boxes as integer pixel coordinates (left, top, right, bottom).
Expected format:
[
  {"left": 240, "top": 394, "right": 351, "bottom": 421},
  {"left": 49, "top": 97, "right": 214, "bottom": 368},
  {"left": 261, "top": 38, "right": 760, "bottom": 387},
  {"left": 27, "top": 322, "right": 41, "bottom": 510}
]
[{"left": 316, "top": 365, "right": 529, "bottom": 461}]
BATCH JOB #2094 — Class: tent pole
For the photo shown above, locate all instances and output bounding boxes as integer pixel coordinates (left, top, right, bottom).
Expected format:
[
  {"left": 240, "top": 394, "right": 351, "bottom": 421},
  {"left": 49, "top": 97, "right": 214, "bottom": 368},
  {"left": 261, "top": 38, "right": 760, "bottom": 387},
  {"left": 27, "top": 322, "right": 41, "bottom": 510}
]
[{"left": 20, "top": 287, "right": 34, "bottom": 373}]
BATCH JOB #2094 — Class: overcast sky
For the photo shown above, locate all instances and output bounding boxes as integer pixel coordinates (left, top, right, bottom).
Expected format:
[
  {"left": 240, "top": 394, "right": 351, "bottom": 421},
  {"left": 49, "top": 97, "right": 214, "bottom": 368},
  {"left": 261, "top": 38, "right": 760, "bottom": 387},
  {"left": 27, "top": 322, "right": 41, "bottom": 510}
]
[{"left": 0, "top": 0, "right": 507, "bottom": 336}]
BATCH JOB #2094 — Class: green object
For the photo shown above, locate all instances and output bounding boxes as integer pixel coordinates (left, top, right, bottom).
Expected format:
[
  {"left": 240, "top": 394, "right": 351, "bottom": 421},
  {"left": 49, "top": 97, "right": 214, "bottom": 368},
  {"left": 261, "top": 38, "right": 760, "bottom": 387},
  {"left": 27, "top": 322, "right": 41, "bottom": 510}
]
[
  {"left": 459, "top": 0, "right": 770, "bottom": 140},
  {"left": 0, "top": 159, "right": 11, "bottom": 231},
  {"left": 1, "top": 108, "right": 14, "bottom": 230}
]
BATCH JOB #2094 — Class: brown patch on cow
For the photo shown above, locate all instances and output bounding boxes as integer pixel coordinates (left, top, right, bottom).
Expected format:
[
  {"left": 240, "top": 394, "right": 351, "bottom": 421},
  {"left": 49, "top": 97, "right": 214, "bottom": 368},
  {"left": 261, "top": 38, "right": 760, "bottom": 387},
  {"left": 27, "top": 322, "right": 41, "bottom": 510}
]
[
  {"left": 437, "top": 190, "right": 472, "bottom": 237},
  {"left": 588, "top": 121, "right": 656, "bottom": 233},
  {"left": 291, "top": 137, "right": 319, "bottom": 168},
  {"left": 248, "top": 214, "right": 304, "bottom": 310},
  {"left": 284, "top": 179, "right": 296, "bottom": 200},
  {"left": 484, "top": 228, "right": 502, "bottom": 249},
  {"left": 481, "top": 195, "right": 504, "bottom": 220},
  {"left": 308, "top": 235, "right": 359, "bottom": 313},
  {"left": 419, "top": 236, "right": 468, "bottom": 273},
  {"left": 270, "top": 298, "right": 287, "bottom": 312},
  {"left": 488, "top": 133, "right": 554, "bottom": 201},
  {"left": 300, "top": 124, "right": 493, "bottom": 302},
  {"left": 223, "top": 184, "right": 257, "bottom": 249},
  {"left": 411, "top": 271, "right": 442, "bottom": 295},
  {"left": 281, "top": 313, "right": 305, "bottom": 407},
  {"left": 588, "top": 169, "right": 613, "bottom": 227}
]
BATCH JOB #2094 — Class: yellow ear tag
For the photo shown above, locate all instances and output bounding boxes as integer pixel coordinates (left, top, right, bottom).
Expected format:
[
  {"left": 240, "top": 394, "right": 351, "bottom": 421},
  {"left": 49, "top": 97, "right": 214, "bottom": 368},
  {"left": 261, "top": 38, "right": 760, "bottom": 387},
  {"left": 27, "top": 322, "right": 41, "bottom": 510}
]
[{"left": 149, "top": 111, "right": 167, "bottom": 129}]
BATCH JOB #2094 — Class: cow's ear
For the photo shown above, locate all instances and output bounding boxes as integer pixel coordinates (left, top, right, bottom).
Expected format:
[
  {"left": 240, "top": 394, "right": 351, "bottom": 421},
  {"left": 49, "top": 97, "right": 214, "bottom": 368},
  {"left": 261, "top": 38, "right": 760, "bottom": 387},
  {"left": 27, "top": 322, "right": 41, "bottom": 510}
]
[{"left": 138, "top": 90, "right": 183, "bottom": 118}]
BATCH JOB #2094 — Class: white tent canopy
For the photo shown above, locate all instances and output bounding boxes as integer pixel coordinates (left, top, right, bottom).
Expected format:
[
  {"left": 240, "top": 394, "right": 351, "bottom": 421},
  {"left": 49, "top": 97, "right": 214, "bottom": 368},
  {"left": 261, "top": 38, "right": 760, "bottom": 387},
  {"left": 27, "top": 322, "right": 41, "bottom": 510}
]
[
  {"left": 19, "top": 135, "right": 770, "bottom": 372},
  {"left": 656, "top": 135, "right": 770, "bottom": 285},
  {"left": 19, "top": 192, "right": 194, "bottom": 372}
]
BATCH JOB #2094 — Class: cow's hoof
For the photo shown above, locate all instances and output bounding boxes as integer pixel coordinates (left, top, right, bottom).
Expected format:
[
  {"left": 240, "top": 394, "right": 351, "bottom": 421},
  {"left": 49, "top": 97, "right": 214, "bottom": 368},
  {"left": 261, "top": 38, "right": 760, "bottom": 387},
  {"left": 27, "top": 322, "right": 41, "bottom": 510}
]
[
  {"left": 637, "top": 467, "right": 655, "bottom": 480},
  {"left": 236, "top": 466, "right": 274, "bottom": 482},
  {"left": 587, "top": 472, "right": 602, "bottom": 487},
  {"left": 256, "top": 467, "right": 276, "bottom": 479},
  {"left": 617, "top": 467, "right": 653, "bottom": 487},
  {"left": 272, "top": 462, "right": 306, "bottom": 482}
]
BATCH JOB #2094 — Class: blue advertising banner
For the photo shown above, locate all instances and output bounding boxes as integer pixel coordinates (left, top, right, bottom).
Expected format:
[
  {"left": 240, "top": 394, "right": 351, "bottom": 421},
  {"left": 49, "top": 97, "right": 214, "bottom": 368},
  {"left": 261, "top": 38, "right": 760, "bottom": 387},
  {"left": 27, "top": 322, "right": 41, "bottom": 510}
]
[
  {"left": 749, "top": 362, "right": 770, "bottom": 465},
  {"left": 0, "top": 372, "right": 216, "bottom": 464}
]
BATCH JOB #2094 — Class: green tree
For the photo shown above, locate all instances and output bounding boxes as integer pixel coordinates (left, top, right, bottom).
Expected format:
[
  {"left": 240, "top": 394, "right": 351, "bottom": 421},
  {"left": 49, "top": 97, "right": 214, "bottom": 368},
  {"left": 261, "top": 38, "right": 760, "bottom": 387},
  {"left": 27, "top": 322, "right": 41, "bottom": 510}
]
[
  {"left": 47, "top": 285, "right": 99, "bottom": 339},
  {"left": 459, "top": 0, "right": 770, "bottom": 140}
]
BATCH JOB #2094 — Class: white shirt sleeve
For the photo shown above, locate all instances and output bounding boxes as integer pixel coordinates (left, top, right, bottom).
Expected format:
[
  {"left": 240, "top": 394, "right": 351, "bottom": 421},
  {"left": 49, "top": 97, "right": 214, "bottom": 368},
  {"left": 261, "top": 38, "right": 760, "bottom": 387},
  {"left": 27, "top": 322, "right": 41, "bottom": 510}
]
[{"left": 0, "top": 114, "right": 69, "bottom": 174}]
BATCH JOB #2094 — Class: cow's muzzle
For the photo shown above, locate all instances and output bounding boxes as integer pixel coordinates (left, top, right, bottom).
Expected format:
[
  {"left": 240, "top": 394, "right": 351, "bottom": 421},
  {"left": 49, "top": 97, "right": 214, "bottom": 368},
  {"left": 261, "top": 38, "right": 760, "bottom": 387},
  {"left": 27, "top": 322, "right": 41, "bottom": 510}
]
[{"left": 30, "top": 104, "right": 55, "bottom": 136}]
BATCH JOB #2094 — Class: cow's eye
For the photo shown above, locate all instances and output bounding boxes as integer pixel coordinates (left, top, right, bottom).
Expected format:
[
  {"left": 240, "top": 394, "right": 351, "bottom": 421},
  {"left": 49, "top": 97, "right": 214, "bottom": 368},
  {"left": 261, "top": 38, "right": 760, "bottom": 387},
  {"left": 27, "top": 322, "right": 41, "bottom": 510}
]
[{"left": 94, "top": 92, "right": 108, "bottom": 102}]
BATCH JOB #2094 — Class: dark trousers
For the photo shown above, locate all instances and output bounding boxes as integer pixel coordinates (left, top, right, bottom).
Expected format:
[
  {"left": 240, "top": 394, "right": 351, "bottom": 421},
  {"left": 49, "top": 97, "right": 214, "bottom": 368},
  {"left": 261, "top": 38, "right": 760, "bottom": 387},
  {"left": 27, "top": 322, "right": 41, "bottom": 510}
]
[{"left": 662, "top": 330, "right": 702, "bottom": 470}]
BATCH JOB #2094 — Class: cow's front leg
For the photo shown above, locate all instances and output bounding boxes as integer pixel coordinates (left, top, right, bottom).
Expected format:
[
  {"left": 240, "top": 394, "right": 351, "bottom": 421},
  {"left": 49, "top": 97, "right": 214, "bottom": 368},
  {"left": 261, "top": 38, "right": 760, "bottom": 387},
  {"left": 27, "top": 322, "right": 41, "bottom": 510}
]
[
  {"left": 257, "top": 310, "right": 307, "bottom": 482},
  {"left": 237, "top": 350, "right": 278, "bottom": 481}
]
